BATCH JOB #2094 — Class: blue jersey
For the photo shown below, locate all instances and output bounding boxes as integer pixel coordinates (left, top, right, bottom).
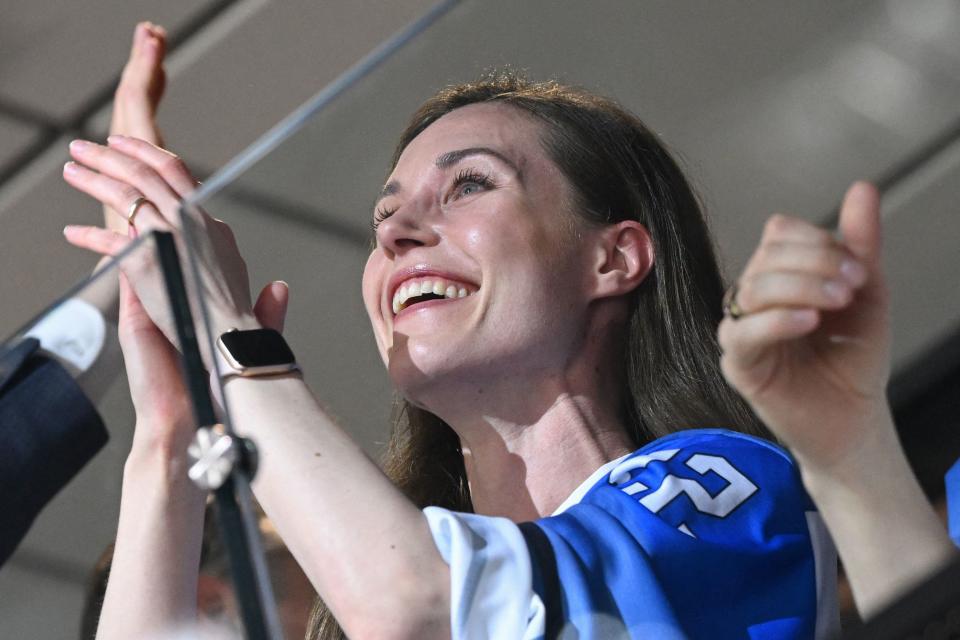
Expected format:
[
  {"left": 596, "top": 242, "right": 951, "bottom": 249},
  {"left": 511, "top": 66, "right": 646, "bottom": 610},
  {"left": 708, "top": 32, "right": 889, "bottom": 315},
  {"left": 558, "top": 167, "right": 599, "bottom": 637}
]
[
  {"left": 424, "top": 429, "right": 838, "bottom": 639},
  {"left": 945, "top": 459, "right": 960, "bottom": 547}
]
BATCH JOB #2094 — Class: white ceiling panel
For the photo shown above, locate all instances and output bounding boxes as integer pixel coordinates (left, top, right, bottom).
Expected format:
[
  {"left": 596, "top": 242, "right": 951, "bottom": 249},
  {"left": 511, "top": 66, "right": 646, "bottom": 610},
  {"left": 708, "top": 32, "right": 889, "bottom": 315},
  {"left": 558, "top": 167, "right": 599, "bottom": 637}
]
[
  {"left": 0, "top": 140, "right": 103, "bottom": 340},
  {"left": 135, "top": 0, "right": 440, "bottom": 171},
  {"left": 0, "top": 114, "right": 41, "bottom": 170},
  {"left": 884, "top": 136, "right": 960, "bottom": 371},
  {"left": 0, "top": 0, "right": 229, "bottom": 122},
  {"left": 213, "top": 0, "right": 960, "bottom": 263}
]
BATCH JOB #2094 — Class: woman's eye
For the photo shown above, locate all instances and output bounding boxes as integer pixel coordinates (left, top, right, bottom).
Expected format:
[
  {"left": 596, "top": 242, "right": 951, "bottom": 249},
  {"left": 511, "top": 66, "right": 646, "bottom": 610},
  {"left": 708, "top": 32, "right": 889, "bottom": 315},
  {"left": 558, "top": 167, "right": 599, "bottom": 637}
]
[
  {"left": 371, "top": 206, "right": 397, "bottom": 232},
  {"left": 451, "top": 168, "right": 494, "bottom": 200}
]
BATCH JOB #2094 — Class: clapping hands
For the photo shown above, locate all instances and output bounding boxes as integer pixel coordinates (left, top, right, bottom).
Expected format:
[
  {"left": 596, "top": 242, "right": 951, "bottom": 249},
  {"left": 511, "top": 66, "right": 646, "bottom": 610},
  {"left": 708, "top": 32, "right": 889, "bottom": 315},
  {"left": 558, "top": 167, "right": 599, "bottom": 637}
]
[{"left": 63, "top": 22, "right": 289, "bottom": 449}]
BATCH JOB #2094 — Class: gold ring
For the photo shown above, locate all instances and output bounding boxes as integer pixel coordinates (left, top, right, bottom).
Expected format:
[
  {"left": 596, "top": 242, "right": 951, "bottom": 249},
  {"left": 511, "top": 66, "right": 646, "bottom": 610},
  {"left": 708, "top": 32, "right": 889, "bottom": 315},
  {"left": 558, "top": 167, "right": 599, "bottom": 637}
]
[
  {"left": 126, "top": 196, "right": 151, "bottom": 225},
  {"left": 723, "top": 283, "right": 746, "bottom": 320}
]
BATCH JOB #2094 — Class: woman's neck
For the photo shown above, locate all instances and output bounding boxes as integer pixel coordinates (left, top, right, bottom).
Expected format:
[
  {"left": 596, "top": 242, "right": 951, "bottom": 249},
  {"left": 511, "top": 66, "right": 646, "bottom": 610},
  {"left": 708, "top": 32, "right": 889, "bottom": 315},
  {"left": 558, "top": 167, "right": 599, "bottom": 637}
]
[
  {"left": 440, "top": 369, "right": 634, "bottom": 522},
  {"left": 409, "top": 305, "right": 635, "bottom": 521}
]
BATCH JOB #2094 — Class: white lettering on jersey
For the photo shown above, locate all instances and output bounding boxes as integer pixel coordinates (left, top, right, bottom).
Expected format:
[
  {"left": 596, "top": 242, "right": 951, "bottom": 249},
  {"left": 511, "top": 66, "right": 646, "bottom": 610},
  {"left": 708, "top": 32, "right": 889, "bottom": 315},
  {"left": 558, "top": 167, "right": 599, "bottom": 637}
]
[{"left": 610, "top": 450, "right": 758, "bottom": 520}]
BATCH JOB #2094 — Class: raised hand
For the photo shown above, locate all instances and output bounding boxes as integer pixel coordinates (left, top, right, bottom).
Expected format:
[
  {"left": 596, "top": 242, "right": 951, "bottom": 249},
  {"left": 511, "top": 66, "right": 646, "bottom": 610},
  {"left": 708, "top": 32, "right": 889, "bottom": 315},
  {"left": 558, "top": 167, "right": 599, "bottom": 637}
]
[
  {"left": 720, "top": 183, "right": 959, "bottom": 616},
  {"left": 718, "top": 182, "right": 890, "bottom": 474},
  {"left": 105, "top": 22, "right": 168, "bottom": 236}
]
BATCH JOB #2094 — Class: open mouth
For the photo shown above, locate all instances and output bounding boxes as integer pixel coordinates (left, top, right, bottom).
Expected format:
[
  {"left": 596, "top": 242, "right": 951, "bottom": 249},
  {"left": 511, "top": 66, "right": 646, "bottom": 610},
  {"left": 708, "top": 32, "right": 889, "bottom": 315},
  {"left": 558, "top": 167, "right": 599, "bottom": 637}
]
[{"left": 392, "top": 276, "right": 477, "bottom": 315}]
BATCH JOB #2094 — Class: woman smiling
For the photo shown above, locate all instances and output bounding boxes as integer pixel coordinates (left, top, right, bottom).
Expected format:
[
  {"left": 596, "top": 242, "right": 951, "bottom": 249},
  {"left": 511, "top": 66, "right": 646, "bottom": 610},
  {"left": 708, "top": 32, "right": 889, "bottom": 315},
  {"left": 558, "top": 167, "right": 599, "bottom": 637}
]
[{"left": 60, "top": 73, "right": 951, "bottom": 639}]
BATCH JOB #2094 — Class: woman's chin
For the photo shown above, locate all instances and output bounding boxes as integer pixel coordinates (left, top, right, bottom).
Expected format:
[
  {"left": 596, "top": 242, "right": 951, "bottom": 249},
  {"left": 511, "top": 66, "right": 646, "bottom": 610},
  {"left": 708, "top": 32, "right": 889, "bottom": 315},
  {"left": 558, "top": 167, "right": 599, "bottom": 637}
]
[
  {"left": 387, "top": 352, "right": 447, "bottom": 398},
  {"left": 385, "top": 347, "right": 477, "bottom": 412}
]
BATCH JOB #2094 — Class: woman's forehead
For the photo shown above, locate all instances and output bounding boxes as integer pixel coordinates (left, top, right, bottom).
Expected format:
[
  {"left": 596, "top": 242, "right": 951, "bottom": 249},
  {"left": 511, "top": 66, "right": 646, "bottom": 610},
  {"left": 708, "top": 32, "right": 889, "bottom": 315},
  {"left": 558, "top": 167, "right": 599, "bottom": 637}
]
[{"left": 396, "top": 103, "right": 544, "bottom": 171}]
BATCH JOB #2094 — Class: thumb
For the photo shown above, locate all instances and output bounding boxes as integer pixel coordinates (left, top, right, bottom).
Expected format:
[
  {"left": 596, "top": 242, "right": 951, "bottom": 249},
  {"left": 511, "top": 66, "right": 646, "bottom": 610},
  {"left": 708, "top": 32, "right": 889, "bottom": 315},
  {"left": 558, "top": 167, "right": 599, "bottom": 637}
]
[
  {"left": 117, "top": 271, "right": 150, "bottom": 332},
  {"left": 838, "top": 181, "right": 882, "bottom": 271},
  {"left": 253, "top": 281, "right": 289, "bottom": 333}
]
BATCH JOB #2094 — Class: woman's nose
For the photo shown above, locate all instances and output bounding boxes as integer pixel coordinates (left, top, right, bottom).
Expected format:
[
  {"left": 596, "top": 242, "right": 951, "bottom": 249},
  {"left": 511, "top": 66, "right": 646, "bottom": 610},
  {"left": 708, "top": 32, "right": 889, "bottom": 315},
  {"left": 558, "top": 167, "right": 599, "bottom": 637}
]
[{"left": 375, "top": 201, "right": 439, "bottom": 256}]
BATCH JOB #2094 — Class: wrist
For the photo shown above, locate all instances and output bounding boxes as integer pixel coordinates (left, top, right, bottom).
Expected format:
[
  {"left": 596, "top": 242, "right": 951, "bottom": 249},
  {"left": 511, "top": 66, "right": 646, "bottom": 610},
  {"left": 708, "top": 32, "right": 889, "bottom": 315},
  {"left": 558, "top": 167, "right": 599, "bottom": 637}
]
[
  {"left": 796, "top": 411, "right": 905, "bottom": 503},
  {"left": 128, "top": 418, "right": 197, "bottom": 466},
  {"left": 211, "top": 310, "right": 260, "bottom": 337},
  {"left": 785, "top": 402, "right": 897, "bottom": 481},
  {"left": 195, "top": 312, "right": 260, "bottom": 371}
]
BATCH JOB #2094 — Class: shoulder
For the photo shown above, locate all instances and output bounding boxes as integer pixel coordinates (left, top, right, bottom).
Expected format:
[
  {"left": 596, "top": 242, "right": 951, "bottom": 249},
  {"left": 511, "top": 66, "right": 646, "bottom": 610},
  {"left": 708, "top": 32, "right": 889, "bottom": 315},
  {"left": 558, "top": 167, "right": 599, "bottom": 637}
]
[
  {"left": 549, "top": 428, "right": 813, "bottom": 543},
  {"left": 527, "top": 430, "right": 834, "bottom": 637},
  {"left": 634, "top": 427, "right": 794, "bottom": 465}
]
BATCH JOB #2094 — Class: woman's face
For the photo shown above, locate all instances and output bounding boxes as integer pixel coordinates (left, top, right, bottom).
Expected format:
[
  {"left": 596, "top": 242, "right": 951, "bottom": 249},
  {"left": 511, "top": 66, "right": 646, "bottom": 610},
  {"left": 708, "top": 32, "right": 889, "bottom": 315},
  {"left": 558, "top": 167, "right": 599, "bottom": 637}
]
[{"left": 362, "top": 103, "right": 597, "bottom": 403}]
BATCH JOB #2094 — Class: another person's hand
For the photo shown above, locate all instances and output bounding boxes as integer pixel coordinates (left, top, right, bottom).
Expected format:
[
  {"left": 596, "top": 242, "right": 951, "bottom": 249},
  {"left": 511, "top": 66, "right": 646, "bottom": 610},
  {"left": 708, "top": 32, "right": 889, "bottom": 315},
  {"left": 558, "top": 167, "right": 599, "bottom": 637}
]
[
  {"left": 63, "top": 137, "right": 261, "bottom": 369},
  {"left": 119, "top": 271, "right": 193, "bottom": 453},
  {"left": 718, "top": 182, "right": 890, "bottom": 475},
  {"left": 105, "top": 22, "right": 167, "bottom": 236},
  {"left": 121, "top": 271, "right": 289, "bottom": 455}
]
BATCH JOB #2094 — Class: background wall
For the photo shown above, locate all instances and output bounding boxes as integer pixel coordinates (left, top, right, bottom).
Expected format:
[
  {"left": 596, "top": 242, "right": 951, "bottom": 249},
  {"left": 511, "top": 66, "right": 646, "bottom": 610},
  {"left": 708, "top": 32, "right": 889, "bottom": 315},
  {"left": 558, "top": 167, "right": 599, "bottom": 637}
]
[{"left": 1, "top": 1, "right": 959, "bottom": 637}]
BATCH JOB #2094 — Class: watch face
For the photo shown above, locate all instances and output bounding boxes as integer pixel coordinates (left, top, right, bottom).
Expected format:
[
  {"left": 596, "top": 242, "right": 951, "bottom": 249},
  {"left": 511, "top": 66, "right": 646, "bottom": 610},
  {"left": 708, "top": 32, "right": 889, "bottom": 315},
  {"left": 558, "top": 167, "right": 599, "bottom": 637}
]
[{"left": 219, "top": 329, "right": 295, "bottom": 367}]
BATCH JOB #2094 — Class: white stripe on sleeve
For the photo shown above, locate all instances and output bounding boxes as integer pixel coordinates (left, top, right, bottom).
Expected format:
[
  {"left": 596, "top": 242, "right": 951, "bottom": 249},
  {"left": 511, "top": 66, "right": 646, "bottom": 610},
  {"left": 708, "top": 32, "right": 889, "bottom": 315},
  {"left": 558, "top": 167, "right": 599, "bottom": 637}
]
[{"left": 423, "top": 507, "right": 546, "bottom": 640}]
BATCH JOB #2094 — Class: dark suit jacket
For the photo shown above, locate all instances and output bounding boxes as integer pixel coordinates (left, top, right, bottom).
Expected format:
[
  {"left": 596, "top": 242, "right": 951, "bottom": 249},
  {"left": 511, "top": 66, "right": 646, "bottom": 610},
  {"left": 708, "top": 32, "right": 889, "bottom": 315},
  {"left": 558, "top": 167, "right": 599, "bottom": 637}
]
[{"left": 0, "top": 337, "right": 107, "bottom": 566}]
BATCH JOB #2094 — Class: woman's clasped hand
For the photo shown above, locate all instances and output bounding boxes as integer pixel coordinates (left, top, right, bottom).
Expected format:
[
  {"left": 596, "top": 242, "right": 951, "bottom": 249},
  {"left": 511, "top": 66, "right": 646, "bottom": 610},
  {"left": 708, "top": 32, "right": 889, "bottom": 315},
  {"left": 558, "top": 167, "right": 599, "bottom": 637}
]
[{"left": 63, "top": 135, "right": 265, "bottom": 369}]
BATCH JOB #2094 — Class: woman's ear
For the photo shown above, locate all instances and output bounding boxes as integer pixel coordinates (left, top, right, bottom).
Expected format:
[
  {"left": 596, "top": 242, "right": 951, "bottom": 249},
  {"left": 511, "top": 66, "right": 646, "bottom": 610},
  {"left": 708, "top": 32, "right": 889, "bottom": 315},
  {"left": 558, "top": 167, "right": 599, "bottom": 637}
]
[{"left": 590, "top": 220, "right": 655, "bottom": 299}]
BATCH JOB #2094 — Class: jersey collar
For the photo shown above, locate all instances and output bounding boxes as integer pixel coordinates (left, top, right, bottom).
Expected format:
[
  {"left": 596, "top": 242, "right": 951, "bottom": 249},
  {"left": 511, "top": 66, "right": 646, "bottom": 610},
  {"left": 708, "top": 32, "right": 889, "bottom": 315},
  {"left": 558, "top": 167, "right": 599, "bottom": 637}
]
[{"left": 550, "top": 451, "right": 633, "bottom": 516}]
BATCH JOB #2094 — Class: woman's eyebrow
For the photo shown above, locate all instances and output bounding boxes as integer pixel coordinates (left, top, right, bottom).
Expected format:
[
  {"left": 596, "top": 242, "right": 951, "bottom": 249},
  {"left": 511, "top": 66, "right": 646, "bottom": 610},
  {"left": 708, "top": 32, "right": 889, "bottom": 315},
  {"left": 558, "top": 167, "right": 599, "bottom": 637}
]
[
  {"left": 376, "top": 181, "right": 400, "bottom": 207},
  {"left": 435, "top": 146, "right": 521, "bottom": 175}
]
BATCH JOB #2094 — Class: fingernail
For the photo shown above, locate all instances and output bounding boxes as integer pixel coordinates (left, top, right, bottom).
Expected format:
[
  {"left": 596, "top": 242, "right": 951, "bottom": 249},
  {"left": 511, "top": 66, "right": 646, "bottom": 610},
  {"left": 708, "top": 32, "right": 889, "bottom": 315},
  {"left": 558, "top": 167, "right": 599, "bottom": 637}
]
[
  {"left": 63, "top": 225, "right": 80, "bottom": 235},
  {"left": 69, "top": 139, "right": 90, "bottom": 152},
  {"left": 823, "top": 280, "right": 849, "bottom": 302},
  {"left": 274, "top": 280, "right": 289, "bottom": 289},
  {"left": 63, "top": 161, "right": 79, "bottom": 174},
  {"left": 840, "top": 259, "right": 867, "bottom": 286},
  {"left": 107, "top": 134, "right": 125, "bottom": 145}
]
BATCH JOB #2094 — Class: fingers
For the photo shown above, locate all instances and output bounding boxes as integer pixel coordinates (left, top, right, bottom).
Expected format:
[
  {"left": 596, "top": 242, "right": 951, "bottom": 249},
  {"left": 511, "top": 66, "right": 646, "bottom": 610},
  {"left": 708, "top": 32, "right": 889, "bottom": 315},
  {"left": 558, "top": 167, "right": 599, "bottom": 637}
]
[
  {"left": 64, "top": 160, "right": 170, "bottom": 233},
  {"left": 719, "top": 309, "right": 820, "bottom": 383},
  {"left": 63, "top": 225, "right": 132, "bottom": 256},
  {"left": 759, "top": 213, "right": 837, "bottom": 247},
  {"left": 253, "top": 281, "right": 290, "bottom": 333},
  {"left": 117, "top": 271, "right": 156, "bottom": 339},
  {"left": 107, "top": 23, "right": 168, "bottom": 235},
  {"left": 106, "top": 135, "right": 198, "bottom": 198},
  {"left": 66, "top": 137, "right": 199, "bottom": 232},
  {"left": 737, "top": 268, "right": 858, "bottom": 316},
  {"left": 745, "top": 241, "right": 867, "bottom": 285},
  {"left": 838, "top": 181, "right": 882, "bottom": 269},
  {"left": 68, "top": 139, "right": 187, "bottom": 206},
  {"left": 114, "top": 22, "right": 167, "bottom": 142},
  {"left": 736, "top": 209, "right": 870, "bottom": 317}
]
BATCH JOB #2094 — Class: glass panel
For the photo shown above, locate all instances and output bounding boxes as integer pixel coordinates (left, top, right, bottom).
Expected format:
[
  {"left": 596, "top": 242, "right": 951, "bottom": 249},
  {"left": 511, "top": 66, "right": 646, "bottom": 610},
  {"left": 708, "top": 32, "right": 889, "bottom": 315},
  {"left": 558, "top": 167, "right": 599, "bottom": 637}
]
[
  {"left": 0, "top": 232, "right": 287, "bottom": 638},
  {"left": 0, "top": 236, "right": 151, "bottom": 638}
]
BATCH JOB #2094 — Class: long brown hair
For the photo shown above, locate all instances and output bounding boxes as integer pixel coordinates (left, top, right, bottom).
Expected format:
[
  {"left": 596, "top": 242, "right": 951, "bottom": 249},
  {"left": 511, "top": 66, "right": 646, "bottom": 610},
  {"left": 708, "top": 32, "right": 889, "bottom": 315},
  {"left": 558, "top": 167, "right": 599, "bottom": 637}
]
[{"left": 307, "top": 71, "right": 763, "bottom": 639}]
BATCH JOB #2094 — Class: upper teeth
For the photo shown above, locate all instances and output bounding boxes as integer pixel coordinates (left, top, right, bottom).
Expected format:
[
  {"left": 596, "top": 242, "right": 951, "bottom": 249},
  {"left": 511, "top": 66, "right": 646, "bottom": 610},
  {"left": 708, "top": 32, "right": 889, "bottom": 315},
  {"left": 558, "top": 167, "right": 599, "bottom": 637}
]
[{"left": 392, "top": 277, "right": 473, "bottom": 315}]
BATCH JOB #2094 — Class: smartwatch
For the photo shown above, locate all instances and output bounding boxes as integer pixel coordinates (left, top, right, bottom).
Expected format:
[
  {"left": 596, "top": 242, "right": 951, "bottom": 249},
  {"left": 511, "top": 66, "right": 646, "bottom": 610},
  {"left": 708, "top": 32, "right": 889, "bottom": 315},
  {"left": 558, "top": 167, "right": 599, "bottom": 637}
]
[{"left": 214, "top": 328, "right": 300, "bottom": 380}]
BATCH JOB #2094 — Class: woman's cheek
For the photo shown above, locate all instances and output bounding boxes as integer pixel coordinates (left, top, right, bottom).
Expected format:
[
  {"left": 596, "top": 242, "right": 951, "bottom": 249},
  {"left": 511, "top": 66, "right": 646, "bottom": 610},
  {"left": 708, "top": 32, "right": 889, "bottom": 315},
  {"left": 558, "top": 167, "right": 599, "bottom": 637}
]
[{"left": 361, "top": 251, "right": 387, "bottom": 324}]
